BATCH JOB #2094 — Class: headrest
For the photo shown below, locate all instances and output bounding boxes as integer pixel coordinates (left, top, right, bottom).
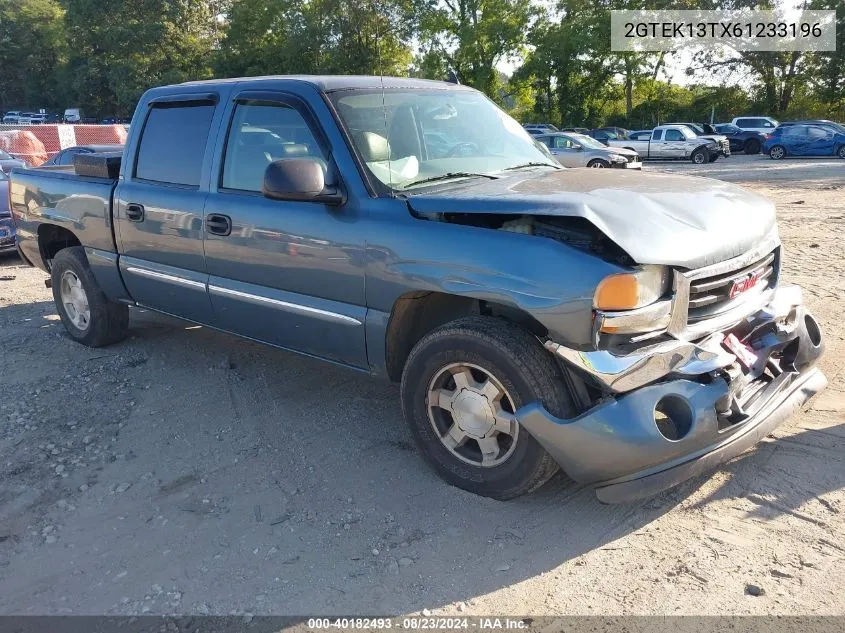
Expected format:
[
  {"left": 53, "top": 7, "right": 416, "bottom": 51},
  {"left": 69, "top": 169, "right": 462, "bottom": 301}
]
[
  {"left": 280, "top": 144, "right": 309, "bottom": 157},
  {"left": 354, "top": 131, "right": 391, "bottom": 162}
]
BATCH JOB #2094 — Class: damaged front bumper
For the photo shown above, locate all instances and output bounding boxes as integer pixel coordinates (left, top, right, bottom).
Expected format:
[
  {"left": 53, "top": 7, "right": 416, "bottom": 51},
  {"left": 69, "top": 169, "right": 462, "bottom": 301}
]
[{"left": 516, "top": 285, "right": 826, "bottom": 503}]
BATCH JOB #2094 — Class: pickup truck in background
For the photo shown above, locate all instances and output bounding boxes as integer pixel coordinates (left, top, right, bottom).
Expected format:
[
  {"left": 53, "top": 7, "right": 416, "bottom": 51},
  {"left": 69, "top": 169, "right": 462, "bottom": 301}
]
[
  {"left": 9, "top": 76, "right": 826, "bottom": 503},
  {"left": 608, "top": 124, "right": 722, "bottom": 163},
  {"left": 664, "top": 122, "right": 731, "bottom": 158}
]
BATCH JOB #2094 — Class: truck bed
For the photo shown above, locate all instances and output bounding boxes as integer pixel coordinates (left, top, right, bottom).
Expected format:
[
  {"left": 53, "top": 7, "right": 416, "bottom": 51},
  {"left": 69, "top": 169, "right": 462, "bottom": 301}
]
[{"left": 10, "top": 165, "right": 119, "bottom": 268}]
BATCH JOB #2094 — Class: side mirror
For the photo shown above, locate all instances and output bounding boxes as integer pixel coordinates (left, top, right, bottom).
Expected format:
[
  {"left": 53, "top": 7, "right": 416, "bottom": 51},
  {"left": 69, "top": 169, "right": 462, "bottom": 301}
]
[
  {"left": 572, "top": 144, "right": 583, "bottom": 151},
  {"left": 262, "top": 158, "right": 344, "bottom": 205}
]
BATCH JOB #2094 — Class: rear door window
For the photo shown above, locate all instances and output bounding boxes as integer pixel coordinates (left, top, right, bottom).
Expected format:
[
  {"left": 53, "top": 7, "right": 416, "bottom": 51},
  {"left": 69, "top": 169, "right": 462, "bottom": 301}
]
[
  {"left": 735, "top": 119, "right": 754, "bottom": 127},
  {"left": 652, "top": 130, "right": 663, "bottom": 140},
  {"left": 135, "top": 103, "right": 216, "bottom": 186}
]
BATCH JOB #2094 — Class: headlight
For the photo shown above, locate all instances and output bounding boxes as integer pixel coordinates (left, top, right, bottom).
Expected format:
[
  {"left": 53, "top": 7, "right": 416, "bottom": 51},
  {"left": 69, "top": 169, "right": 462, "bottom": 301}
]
[
  {"left": 594, "top": 265, "right": 671, "bottom": 310},
  {"left": 608, "top": 154, "right": 628, "bottom": 162}
]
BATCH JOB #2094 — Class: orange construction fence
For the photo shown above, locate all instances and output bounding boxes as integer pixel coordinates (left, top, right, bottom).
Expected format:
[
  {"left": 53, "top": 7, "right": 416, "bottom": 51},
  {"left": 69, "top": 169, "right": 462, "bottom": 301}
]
[{"left": 0, "top": 124, "right": 128, "bottom": 166}]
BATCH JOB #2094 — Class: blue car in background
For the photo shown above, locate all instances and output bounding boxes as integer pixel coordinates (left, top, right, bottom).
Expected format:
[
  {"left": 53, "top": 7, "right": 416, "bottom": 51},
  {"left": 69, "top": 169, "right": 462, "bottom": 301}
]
[{"left": 763, "top": 123, "right": 845, "bottom": 160}]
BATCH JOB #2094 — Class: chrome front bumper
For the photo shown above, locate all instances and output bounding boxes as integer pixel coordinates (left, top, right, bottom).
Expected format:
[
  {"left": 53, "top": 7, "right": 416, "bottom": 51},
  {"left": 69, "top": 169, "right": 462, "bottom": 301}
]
[{"left": 518, "top": 285, "right": 826, "bottom": 502}]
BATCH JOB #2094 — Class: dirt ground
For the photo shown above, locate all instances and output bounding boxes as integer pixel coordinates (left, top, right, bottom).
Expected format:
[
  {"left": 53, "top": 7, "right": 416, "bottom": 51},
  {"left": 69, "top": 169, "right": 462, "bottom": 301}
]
[{"left": 0, "top": 154, "right": 843, "bottom": 617}]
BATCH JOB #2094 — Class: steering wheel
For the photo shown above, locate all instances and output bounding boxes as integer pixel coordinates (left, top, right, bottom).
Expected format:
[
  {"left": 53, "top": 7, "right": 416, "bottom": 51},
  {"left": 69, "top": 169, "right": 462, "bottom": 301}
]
[{"left": 445, "top": 142, "right": 480, "bottom": 158}]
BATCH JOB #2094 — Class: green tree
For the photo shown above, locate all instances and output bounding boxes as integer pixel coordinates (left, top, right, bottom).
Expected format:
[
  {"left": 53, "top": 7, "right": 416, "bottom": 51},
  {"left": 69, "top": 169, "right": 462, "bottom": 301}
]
[
  {"left": 0, "top": 0, "right": 66, "bottom": 111},
  {"left": 415, "top": 0, "right": 535, "bottom": 98},
  {"left": 63, "top": 0, "right": 217, "bottom": 117},
  {"left": 217, "top": 0, "right": 412, "bottom": 78}
]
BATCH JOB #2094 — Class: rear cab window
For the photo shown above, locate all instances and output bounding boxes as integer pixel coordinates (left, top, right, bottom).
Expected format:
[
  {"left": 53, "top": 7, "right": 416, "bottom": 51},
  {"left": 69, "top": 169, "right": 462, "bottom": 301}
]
[{"left": 135, "top": 102, "right": 216, "bottom": 186}]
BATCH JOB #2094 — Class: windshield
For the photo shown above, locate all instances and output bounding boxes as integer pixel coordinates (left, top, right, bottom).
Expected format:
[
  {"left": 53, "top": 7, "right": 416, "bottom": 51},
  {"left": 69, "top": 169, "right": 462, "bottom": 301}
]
[
  {"left": 329, "top": 89, "right": 558, "bottom": 190},
  {"left": 566, "top": 133, "right": 608, "bottom": 150}
]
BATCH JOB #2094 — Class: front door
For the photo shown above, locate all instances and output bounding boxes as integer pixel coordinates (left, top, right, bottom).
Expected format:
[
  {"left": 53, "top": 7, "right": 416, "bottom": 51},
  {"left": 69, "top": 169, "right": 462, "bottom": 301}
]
[
  {"left": 202, "top": 91, "right": 367, "bottom": 368},
  {"left": 115, "top": 96, "right": 223, "bottom": 323},
  {"left": 662, "top": 128, "right": 687, "bottom": 159}
]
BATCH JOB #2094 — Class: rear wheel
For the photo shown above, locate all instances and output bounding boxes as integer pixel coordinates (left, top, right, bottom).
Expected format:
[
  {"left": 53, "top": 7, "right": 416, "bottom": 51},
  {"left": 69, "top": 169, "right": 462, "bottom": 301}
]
[
  {"left": 587, "top": 159, "right": 609, "bottom": 168},
  {"left": 769, "top": 145, "right": 786, "bottom": 160},
  {"left": 744, "top": 138, "right": 761, "bottom": 154},
  {"left": 51, "top": 247, "right": 129, "bottom": 347},
  {"left": 400, "top": 316, "right": 574, "bottom": 500},
  {"left": 837, "top": 145, "right": 845, "bottom": 159}
]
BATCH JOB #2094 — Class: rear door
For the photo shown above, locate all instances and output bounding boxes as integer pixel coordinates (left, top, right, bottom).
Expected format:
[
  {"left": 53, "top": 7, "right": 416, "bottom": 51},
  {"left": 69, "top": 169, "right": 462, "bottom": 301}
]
[
  {"left": 202, "top": 89, "right": 367, "bottom": 367},
  {"left": 114, "top": 93, "right": 224, "bottom": 323},
  {"left": 782, "top": 125, "right": 809, "bottom": 155},
  {"left": 549, "top": 135, "right": 584, "bottom": 167}
]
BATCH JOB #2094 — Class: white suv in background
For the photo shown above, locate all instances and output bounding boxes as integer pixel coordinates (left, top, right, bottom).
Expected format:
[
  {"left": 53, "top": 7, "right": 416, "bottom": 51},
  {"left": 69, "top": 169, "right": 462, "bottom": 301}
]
[{"left": 731, "top": 116, "right": 779, "bottom": 134}]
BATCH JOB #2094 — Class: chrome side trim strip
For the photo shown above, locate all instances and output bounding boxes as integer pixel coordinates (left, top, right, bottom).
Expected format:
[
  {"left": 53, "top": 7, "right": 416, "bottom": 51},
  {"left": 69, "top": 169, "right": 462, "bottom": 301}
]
[
  {"left": 208, "top": 285, "right": 362, "bottom": 326},
  {"left": 125, "top": 266, "right": 206, "bottom": 290}
]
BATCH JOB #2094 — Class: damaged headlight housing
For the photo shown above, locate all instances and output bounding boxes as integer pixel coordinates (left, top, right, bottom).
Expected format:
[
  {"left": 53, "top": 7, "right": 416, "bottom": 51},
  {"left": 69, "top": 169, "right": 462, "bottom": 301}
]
[{"left": 594, "top": 265, "right": 671, "bottom": 311}]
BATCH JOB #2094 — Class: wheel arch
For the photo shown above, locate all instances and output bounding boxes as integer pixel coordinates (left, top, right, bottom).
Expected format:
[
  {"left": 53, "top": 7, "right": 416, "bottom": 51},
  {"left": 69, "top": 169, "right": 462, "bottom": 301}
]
[
  {"left": 37, "top": 223, "right": 82, "bottom": 271},
  {"left": 383, "top": 291, "right": 548, "bottom": 382}
]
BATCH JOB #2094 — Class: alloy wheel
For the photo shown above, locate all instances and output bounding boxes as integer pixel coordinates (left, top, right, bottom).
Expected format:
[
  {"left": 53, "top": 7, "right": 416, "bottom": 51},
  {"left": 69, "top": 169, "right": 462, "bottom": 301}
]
[{"left": 426, "top": 363, "right": 519, "bottom": 468}]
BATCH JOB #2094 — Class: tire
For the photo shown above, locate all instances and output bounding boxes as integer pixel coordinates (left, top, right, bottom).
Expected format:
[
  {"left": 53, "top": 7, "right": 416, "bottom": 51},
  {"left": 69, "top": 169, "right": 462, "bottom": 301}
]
[
  {"left": 691, "top": 148, "right": 708, "bottom": 164},
  {"left": 51, "top": 246, "right": 129, "bottom": 347},
  {"left": 400, "top": 316, "right": 574, "bottom": 500},
  {"left": 587, "top": 159, "right": 609, "bottom": 168},
  {"left": 769, "top": 145, "right": 786, "bottom": 160},
  {"left": 837, "top": 145, "right": 845, "bottom": 159},
  {"left": 744, "top": 138, "right": 761, "bottom": 154}
]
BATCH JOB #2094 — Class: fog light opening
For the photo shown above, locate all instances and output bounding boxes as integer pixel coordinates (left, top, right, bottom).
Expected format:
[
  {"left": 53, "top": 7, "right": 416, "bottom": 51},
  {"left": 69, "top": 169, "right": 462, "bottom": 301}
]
[
  {"left": 654, "top": 395, "right": 693, "bottom": 441},
  {"left": 804, "top": 313, "right": 821, "bottom": 347}
]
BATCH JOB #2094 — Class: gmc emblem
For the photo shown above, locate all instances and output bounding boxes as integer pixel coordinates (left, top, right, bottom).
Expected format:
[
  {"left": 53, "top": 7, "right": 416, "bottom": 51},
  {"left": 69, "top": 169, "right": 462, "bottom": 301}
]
[{"left": 729, "top": 269, "right": 763, "bottom": 298}]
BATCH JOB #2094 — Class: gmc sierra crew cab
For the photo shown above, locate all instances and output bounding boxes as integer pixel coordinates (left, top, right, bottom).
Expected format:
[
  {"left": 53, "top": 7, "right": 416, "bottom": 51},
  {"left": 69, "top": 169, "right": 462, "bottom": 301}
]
[{"left": 9, "top": 76, "right": 826, "bottom": 503}]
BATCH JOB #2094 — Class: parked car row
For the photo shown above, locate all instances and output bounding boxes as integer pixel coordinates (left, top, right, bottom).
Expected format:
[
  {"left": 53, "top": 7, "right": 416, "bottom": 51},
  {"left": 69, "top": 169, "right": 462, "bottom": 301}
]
[
  {"left": 526, "top": 115, "right": 845, "bottom": 161},
  {"left": 2, "top": 109, "right": 131, "bottom": 125}
]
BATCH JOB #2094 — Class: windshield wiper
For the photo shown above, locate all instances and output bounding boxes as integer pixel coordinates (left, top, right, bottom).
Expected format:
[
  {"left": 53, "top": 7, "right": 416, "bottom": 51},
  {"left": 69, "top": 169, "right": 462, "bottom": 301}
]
[
  {"left": 400, "top": 172, "right": 499, "bottom": 189},
  {"left": 502, "top": 162, "right": 560, "bottom": 171}
]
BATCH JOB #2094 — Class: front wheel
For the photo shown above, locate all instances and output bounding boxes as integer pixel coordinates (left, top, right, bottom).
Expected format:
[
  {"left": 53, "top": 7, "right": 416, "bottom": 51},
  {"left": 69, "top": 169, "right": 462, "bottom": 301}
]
[
  {"left": 691, "top": 148, "right": 708, "bottom": 164},
  {"left": 51, "top": 246, "right": 129, "bottom": 347},
  {"left": 587, "top": 159, "right": 609, "bottom": 168},
  {"left": 769, "top": 145, "right": 786, "bottom": 160},
  {"left": 400, "top": 316, "right": 574, "bottom": 500}
]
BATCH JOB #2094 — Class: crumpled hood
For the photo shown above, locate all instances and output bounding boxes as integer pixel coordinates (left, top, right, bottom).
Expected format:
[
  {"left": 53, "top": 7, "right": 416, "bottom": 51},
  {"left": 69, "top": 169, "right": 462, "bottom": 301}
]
[{"left": 405, "top": 168, "right": 778, "bottom": 269}]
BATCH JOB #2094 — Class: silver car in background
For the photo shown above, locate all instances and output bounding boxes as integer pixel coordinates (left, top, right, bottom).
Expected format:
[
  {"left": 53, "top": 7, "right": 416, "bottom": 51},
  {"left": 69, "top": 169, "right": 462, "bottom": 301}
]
[{"left": 534, "top": 132, "right": 641, "bottom": 169}]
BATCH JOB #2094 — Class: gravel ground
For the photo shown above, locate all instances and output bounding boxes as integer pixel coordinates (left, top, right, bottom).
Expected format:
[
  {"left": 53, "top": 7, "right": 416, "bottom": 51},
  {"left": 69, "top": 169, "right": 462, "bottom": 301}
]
[{"left": 0, "top": 154, "right": 843, "bottom": 617}]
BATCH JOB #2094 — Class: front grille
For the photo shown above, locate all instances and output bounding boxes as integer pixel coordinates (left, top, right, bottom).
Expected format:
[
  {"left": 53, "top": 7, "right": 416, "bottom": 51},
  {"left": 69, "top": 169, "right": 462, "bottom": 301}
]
[{"left": 687, "top": 251, "right": 775, "bottom": 322}]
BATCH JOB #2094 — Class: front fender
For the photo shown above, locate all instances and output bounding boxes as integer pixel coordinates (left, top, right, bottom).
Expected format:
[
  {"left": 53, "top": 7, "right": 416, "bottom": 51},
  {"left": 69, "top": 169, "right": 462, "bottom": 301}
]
[{"left": 366, "top": 213, "right": 620, "bottom": 348}]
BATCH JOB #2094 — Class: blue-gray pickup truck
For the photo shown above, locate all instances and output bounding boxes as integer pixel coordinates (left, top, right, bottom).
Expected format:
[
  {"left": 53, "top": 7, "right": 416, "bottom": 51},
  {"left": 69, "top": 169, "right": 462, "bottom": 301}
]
[{"left": 9, "top": 76, "right": 826, "bottom": 503}]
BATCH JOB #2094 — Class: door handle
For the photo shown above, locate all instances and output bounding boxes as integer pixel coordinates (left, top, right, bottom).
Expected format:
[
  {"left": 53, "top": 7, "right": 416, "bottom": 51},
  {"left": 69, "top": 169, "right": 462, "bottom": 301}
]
[
  {"left": 206, "top": 213, "right": 232, "bottom": 236},
  {"left": 125, "top": 203, "right": 145, "bottom": 222}
]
